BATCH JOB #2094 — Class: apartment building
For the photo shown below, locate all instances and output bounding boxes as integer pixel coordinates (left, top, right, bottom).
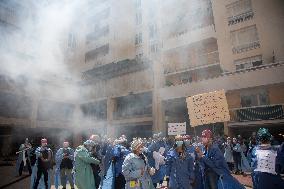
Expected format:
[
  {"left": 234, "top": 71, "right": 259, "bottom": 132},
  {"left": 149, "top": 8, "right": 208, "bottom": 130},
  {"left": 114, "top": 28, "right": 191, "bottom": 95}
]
[
  {"left": 72, "top": 0, "right": 284, "bottom": 140},
  {"left": 0, "top": 0, "right": 284, "bottom": 154}
]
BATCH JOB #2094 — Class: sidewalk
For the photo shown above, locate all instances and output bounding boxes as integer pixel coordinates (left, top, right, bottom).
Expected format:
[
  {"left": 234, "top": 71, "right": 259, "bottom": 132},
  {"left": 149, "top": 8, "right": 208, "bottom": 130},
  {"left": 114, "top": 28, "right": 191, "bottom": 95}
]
[{"left": 232, "top": 173, "right": 253, "bottom": 188}]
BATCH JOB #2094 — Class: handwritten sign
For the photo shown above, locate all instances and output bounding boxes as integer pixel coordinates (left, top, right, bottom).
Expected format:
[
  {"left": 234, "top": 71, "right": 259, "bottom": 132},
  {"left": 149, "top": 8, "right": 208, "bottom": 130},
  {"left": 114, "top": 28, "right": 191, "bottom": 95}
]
[
  {"left": 186, "top": 90, "right": 230, "bottom": 127},
  {"left": 168, "top": 122, "right": 186, "bottom": 135}
]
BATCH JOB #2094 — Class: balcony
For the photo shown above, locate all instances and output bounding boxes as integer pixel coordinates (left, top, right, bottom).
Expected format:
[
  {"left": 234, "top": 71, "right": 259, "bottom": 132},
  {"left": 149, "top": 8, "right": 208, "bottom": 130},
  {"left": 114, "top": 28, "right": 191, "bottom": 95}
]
[
  {"left": 162, "top": 25, "right": 216, "bottom": 51},
  {"left": 164, "top": 51, "right": 220, "bottom": 75},
  {"left": 159, "top": 61, "right": 284, "bottom": 100},
  {"left": 232, "top": 41, "right": 260, "bottom": 54},
  {"left": 229, "top": 104, "right": 284, "bottom": 123},
  {"left": 114, "top": 106, "right": 152, "bottom": 120},
  {"left": 228, "top": 10, "right": 254, "bottom": 26},
  {"left": 82, "top": 58, "right": 150, "bottom": 81}
]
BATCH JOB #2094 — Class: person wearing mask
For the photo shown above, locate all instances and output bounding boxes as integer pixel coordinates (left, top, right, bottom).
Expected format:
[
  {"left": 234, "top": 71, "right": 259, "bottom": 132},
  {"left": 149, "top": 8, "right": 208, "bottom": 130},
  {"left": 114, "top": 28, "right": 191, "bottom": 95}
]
[
  {"left": 55, "top": 141, "right": 75, "bottom": 189},
  {"left": 74, "top": 140, "right": 100, "bottom": 189},
  {"left": 33, "top": 138, "right": 53, "bottom": 189},
  {"left": 184, "top": 135, "right": 195, "bottom": 160},
  {"left": 122, "top": 138, "right": 155, "bottom": 189},
  {"left": 251, "top": 128, "right": 284, "bottom": 189},
  {"left": 16, "top": 138, "right": 33, "bottom": 176},
  {"left": 195, "top": 130, "right": 244, "bottom": 189},
  {"left": 165, "top": 135, "right": 195, "bottom": 189}
]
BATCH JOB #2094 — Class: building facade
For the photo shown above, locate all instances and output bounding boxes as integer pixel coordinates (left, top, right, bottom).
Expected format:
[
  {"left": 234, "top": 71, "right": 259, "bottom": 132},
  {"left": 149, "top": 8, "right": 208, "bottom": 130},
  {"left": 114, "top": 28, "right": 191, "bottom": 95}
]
[{"left": 0, "top": 0, "right": 284, "bottom": 154}]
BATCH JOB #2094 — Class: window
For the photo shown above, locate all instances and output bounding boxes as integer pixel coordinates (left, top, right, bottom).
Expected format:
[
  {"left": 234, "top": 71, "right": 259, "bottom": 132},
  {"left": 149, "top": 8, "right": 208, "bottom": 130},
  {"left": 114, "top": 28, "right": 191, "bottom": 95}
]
[
  {"left": 135, "top": 0, "right": 141, "bottom": 8},
  {"left": 135, "top": 32, "right": 142, "bottom": 45},
  {"left": 150, "top": 43, "right": 158, "bottom": 53},
  {"left": 234, "top": 55, "right": 262, "bottom": 70},
  {"left": 136, "top": 53, "right": 143, "bottom": 59},
  {"left": 149, "top": 23, "right": 158, "bottom": 39},
  {"left": 231, "top": 25, "right": 260, "bottom": 53},
  {"left": 241, "top": 90, "right": 269, "bottom": 107},
  {"left": 136, "top": 11, "right": 142, "bottom": 25},
  {"left": 68, "top": 33, "right": 76, "bottom": 49},
  {"left": 135, "top": 46, "right": 143, "bottom": 59}
]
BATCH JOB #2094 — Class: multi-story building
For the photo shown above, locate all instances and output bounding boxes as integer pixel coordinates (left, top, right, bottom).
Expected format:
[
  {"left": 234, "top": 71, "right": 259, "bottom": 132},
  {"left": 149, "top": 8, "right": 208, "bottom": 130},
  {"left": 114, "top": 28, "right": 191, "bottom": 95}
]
[
  {"left": 77, "top": 0, "right": 284, "bottom": 140},
  {"left": 0, "top": 0, "right": 284, "bottom": 155}
]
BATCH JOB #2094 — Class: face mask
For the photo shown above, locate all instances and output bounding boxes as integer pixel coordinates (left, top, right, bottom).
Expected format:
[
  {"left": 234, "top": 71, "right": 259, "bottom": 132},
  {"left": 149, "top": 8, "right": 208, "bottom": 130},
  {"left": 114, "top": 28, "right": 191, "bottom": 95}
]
[
  {"left": 184, "top": 141, "right": 191, "bottom": 146},
  {"left": 176, "top": 141, "right": 184, "bottom": 147}
]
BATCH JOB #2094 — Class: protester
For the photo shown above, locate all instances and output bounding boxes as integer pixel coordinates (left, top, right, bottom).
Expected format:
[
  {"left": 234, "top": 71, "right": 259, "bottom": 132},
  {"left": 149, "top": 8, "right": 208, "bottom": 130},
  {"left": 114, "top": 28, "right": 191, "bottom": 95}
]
[
  {"left": 122, "top": 138, "right": 156, "bottom": 189},
  {"left": 224, "top": 137, "right": 234, "bottom": 171},
  {"left": 196, "top": 130, "right": 245, "bottom": 189},
  {"left": 55, "top": 141, "right": 75, "bottom": 189},
  {"left": 16, "top": 138, "right": 33, "bottom": 176},
  {"left": 112, "top": 137, "right": 130, "bottom": 189},
  {"left": 251, "top": 128, "right": 284, "bottom": 189},
  {"left": 32, "top": 138, "right": 53, "bottom": 189},
  {"left": 165, "top": 135, "right": 194, "bottom": 189},
  {"left": 74, "top": 140, "right": 100, "bottom": 189}
]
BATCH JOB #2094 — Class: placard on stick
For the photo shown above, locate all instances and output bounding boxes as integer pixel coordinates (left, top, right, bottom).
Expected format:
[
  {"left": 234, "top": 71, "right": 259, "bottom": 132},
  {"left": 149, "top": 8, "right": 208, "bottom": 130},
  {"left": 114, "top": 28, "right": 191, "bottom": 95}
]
[{"left": 186, "top": 90, "right": 230, "bottom": 127}]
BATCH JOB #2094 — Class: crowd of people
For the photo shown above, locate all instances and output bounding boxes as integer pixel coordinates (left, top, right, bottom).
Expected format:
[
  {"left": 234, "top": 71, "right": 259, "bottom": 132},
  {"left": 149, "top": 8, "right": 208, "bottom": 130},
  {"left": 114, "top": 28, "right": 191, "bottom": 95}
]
[{"left": 16, "top": 128, "right": 284, "bottom": 189}]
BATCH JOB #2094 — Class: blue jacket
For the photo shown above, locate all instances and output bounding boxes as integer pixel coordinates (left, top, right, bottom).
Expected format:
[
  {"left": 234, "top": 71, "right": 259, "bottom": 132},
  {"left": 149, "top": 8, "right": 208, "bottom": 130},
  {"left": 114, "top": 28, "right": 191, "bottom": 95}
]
[
  {"left": 147, "top": 141, "right": 167, "bottom": 184},
  {"left": 112, "top": 144, "right": 130, "bottom": 177},
  {"left": 54, "top": 147, "right": 74, "bottom": 189},
  {"left": 200, "top": 144, "right": 244, "bottom": 189},
  {"left": 122, "top": 153, "right": 154, "bottom": 189},
  {"left": 166, "top": 149, "right": 194, "bottom": 189}
]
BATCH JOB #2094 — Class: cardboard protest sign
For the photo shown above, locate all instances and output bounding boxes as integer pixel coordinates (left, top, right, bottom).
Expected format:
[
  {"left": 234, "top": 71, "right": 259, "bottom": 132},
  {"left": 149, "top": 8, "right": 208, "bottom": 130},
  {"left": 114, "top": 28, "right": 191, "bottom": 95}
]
[
  {"left": 168, "top": 122, "right": 186, "bottom": 135},
  {"left": 186, "top": 90, "right": 230, "bottom": 127}
]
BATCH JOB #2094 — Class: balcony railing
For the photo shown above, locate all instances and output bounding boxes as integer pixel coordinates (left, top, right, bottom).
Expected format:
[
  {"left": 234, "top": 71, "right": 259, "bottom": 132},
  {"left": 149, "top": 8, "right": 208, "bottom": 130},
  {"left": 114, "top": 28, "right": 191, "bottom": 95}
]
[
  {"left": 232, "top": 41, "right": 260, "bottom": 54},
  {"left": 114, "top": 106, "right": 152, "bottom": 119},
  {"left": 228, "top": 10, "right": 254, "bottom": 26},
  {"left": 229, "top": 104, "right": 284, "bottom": 122},
  {"left": 164, "top": 51, "right": 219, "bottom": 75}
]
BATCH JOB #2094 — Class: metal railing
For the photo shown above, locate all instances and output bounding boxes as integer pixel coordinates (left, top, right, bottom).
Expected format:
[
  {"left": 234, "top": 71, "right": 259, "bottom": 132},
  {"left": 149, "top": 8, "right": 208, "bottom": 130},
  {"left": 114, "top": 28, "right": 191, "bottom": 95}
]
[
  {"left": 228, "top": 11, "right": 254, "bottom": 26},
  {"left": 114, "top": 106, "right": 152, "bottom": 119},
  {"left": 164, "top": 51, "right": 220, "bottom": 75},
  {"left": 232, "top": 41, "right": 260, "bottom": 54}
]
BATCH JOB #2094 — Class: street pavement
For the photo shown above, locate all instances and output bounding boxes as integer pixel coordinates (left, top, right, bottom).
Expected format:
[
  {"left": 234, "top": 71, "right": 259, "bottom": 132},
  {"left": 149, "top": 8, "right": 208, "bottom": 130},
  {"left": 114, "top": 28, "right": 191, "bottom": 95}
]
[{"left": 0, "top": 160, "right": 252, "bottom": 189}]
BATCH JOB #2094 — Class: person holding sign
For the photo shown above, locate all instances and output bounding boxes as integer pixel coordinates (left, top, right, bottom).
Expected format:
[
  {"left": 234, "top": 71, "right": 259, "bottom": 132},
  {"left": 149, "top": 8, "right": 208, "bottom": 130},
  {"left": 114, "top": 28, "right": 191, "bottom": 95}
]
[
  {"left": 195, "top": 130, "right": 245, "bottom": 189},
  {"left": 251, "top": 128, "right": 284, "bottom": 189},
  {"left": 165, "top": 135, "right": 194, "bottom": 189}
]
